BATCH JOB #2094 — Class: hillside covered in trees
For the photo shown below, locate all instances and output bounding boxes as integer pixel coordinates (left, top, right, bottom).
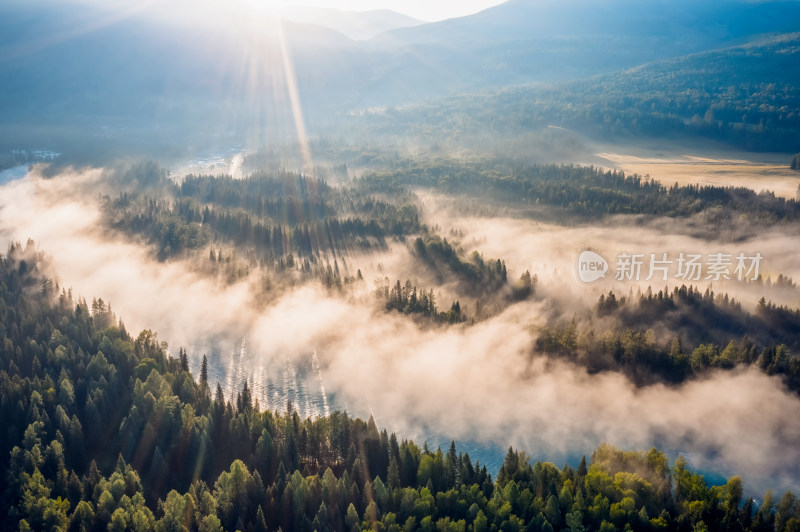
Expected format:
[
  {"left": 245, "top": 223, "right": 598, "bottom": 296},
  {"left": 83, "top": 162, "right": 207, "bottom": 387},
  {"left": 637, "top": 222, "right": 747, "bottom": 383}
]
[
  {"left": 2, "top": 240, "right": 800, "bottom": 531},
  {"left": 358, "top": 34, "right": 800, "bottom": 152}
]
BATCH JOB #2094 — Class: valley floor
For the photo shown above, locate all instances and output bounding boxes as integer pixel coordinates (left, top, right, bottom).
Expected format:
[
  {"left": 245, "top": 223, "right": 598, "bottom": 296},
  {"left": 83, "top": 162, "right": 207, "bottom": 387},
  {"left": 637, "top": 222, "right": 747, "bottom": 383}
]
[{"left": 594, "top": 143, "right": 800, "bottom": 199}]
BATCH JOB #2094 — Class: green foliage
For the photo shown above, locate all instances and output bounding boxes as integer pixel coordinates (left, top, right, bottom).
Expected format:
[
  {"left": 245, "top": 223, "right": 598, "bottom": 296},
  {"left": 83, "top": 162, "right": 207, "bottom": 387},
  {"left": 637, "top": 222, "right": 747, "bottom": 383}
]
[
  {"left": 362, "top": 158, "right": 800, "bottom": 224},
  {"left": 376, "top": 34, "right": 800, "bottom": 152},
  {"left": 413, "top": 235, "right": 508, "bottom": 296},
  {"left": 0, "top": 240, "right": 796, "bottom": 531},
  {"left": 377, "top": 278, "right": 466, "bottom": 324},
  {"left": 537, "top": 285, "right": 800, "bottom": 392},
  {"left": 104, "top": 170, "right": 422, "bottom": 263}
]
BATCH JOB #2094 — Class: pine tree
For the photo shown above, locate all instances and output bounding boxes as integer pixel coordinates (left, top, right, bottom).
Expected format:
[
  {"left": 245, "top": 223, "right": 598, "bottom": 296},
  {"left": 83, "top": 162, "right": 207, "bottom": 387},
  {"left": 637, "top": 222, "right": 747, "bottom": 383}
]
[
  {"left": 215, "top": 383, "right": 225, "bottom": 407},
  {"left": 239, "top": 380, "right": 252, "bottom": 413},
  {"left": 179, "top": 348, "right": 189, "bottom": 372},
  {"left": 577, "top": 456, "right": 588, "bottom": 478},
  {"left": 387, "top": 455, "right": 400, "bottom": 490},
  {"left": 255, "top": 505, "right": 268, "bottom": 532}
]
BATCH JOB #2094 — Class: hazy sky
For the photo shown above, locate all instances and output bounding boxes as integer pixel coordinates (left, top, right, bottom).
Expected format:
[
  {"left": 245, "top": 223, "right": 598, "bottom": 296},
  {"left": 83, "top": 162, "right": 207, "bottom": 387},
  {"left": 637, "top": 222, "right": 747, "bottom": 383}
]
[{"left": 242, "top": 0, "right": 507, "bottom": 21}]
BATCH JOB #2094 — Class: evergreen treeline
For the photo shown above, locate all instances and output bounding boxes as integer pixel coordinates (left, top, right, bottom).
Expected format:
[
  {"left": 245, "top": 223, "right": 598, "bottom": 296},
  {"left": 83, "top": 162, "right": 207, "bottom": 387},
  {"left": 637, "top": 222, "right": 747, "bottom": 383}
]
[
  {"left": 100, "top": 164, "right": 532, "bottom": 317},
  {"left": 376, "top": 278, "right": 465, "bottom": 324},
  {"left": 4, "top": 245, "right": 800, "bottom": 530},
  {"left": 412, "top": 237, "right": 508, "bottom": 298},
  {"left": 537, "top": 286, "right": 800, "bottom": 391},
  {"left": 104, "top": 170, "right": 421, "bottom": 262},
  {"left": 361, "top": 161, "right": 800, "bottom": 224},
  {"left": 608, "top": 286, "right": 800, "bottom": 352}
]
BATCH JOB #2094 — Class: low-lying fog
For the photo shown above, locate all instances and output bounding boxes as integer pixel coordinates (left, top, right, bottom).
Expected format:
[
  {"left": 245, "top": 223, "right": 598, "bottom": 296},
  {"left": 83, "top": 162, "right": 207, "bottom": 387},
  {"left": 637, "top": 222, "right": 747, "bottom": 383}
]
[
  {"left": 2, "top": 165, "right": 800, "bottom": 494},
  {"left": 417, "top": 192, "right": 800, "bottom": 310}
]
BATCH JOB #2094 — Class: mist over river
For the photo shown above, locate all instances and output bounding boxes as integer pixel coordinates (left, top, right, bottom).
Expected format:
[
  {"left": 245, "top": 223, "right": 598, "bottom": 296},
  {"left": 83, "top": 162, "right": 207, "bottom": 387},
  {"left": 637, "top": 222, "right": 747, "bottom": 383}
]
[
  {"left": 190, "top": 336, "right": 510, "bottom": 475},
  {"left": 1, "top": 164, "right": 799, "bottom": 495}
]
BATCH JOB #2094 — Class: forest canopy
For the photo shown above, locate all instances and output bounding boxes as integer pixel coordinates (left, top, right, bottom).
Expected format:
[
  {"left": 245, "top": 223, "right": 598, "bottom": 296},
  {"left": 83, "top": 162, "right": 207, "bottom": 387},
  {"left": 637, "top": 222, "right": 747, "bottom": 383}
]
[{"left": 1, "top": 238, "right": 799, "bottom": 531}]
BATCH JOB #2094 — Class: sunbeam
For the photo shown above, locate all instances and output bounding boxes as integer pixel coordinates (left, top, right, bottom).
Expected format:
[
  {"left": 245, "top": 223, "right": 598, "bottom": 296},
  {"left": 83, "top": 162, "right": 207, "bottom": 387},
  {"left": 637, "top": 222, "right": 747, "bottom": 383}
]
[{"left": 274, "top": 17, "right": 315, "bottom": 179}]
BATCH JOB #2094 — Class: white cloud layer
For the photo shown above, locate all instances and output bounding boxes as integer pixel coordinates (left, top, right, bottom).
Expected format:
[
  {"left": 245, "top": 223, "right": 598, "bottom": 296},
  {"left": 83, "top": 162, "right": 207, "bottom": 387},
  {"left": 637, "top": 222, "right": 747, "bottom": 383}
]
[{"left": 2, "top": 166, "right": 800, "bottom": 493}]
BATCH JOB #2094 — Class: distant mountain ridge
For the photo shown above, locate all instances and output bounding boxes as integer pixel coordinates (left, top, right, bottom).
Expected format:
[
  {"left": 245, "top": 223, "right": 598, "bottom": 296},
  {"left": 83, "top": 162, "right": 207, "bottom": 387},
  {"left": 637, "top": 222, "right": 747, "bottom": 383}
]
[
  {"left": 1, "top": 0, "right": 799, "bottom": 149},
  {"left": 357, "top": 33, "right": 800, "bottom": 151},
  {"left": 379, "top": 0, "right": 800, "bottom": 45},
  {"left": 279, "top": 7, "right": 423, "bottom": 40}
]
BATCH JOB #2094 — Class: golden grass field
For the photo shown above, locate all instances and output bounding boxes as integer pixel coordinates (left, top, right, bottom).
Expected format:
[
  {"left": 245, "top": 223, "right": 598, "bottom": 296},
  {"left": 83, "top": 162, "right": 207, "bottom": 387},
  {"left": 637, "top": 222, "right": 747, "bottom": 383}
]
[{"left": 595, "top": 148, "right": 800, "bottom": 199}]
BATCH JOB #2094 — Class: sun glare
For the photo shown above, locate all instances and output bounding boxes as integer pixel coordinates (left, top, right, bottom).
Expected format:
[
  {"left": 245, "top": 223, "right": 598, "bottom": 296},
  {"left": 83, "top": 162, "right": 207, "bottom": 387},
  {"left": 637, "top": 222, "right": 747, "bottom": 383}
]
[{"left": 235, "top": 0, "right": 506, "bottom": 21}]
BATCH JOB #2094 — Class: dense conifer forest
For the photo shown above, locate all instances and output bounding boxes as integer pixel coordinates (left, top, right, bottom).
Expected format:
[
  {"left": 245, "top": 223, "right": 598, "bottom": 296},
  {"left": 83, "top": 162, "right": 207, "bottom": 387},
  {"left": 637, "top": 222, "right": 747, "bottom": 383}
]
[
  {"left": 2, "top": 235, "right": 800, "bottom": 531},
  {"left": 3, "top": 1, "right": 800, "bottom": 530}
]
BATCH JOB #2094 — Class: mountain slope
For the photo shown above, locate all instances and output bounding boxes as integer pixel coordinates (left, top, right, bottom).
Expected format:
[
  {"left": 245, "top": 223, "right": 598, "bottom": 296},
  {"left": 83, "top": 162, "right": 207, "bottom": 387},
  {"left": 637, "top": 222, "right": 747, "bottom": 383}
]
[
  {"left": 353, "top": 33, "right": 800, "bottom": 151},
  {"left": 2, "top": 0, "right": 800, "bottom": 153},
  {"left": 0, "top": 0, "right": 364, "bottom": 144},
  {"left": 365, "top": 0, "right": 800, "bottom": 92},
  {"left": 379, "top": 0, "right": 800, "bottom": 47},
  {"left": 279, "top": 7, "right": 423, "bottom": 40}
]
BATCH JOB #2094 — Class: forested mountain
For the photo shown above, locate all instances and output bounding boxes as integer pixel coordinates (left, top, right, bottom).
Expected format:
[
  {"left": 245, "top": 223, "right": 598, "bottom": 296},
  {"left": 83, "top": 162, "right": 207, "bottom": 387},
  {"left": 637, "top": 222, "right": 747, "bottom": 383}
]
[
  {"left": 2, "top": 0, "right": 799, "bottom": 155},
  {"left": 2, "top": 241, "right": 799, "bottom": 531},
  {"left": 371, "top": 0, "right": 800, "bottom": 93},
  {"left": 359, "top": 34, "right": 800, "bottom": 151}
]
